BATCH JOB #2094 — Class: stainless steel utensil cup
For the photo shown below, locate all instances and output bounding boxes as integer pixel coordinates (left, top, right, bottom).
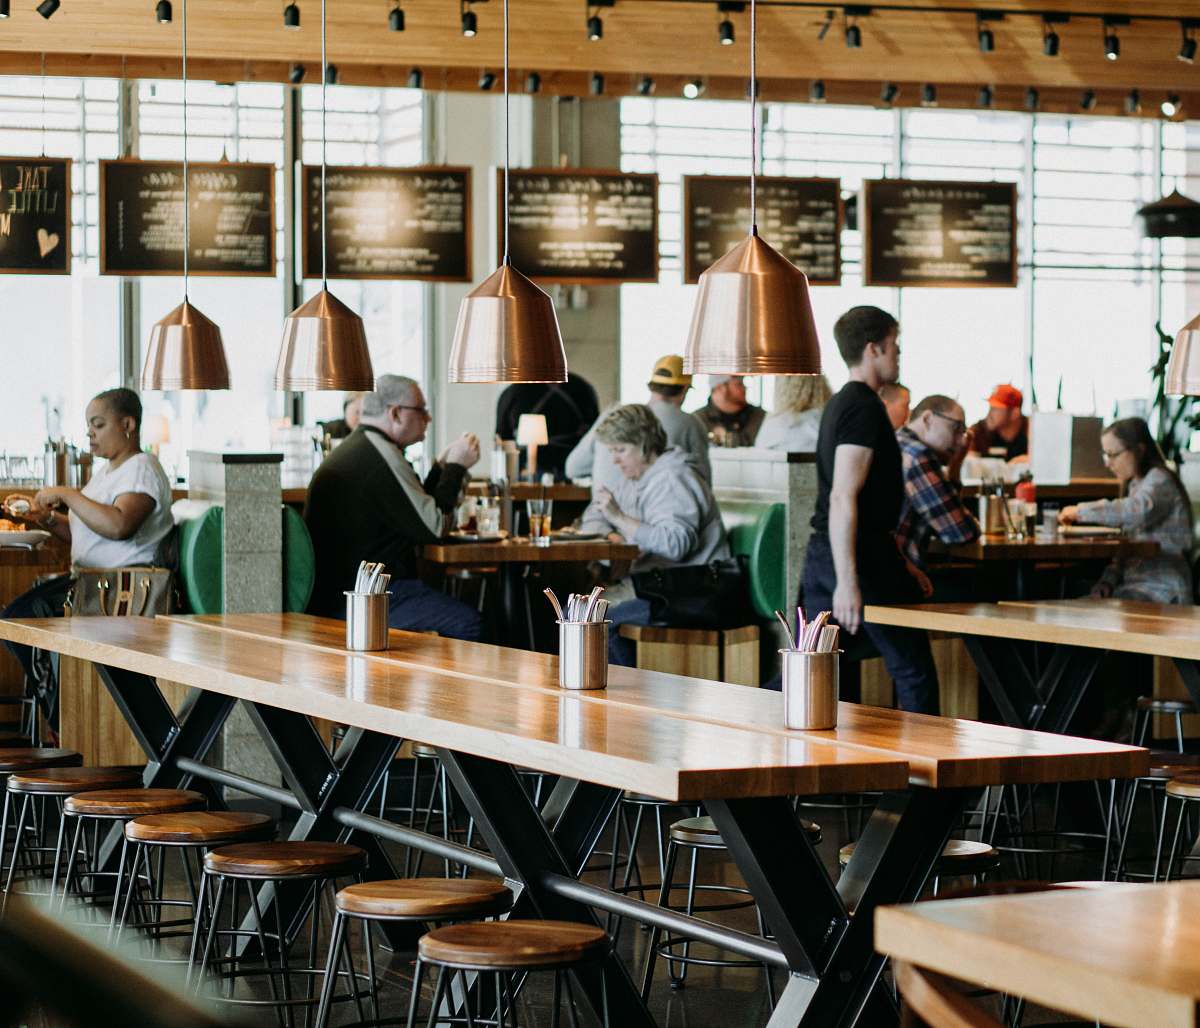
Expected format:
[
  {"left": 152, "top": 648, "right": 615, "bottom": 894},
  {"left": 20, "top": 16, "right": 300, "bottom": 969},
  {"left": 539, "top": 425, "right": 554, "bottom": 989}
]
[
  {"left": 345, "top": 591, "right": 389, "bottom": 651},
  {"left": 558, "top": 620, "right": 609, "bottom": 690},
  {"left": 780, "top": 649, "right": 839, "bottom": 730}
]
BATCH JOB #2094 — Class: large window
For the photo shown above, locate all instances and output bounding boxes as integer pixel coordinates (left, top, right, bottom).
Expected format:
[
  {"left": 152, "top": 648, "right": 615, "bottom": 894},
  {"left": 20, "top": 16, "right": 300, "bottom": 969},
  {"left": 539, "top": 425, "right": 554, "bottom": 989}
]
[{"left": 619, "top": 99, "right": 1200, "bottom": 429}]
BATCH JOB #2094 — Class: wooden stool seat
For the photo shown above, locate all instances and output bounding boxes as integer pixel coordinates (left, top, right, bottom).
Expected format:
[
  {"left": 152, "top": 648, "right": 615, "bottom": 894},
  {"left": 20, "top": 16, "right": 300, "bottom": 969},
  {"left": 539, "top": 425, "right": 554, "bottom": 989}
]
[
  {"left": 1137, "top": 696, "right": 1197, "bottom": 714},
  {"left": 1147, "top": 753, "right": 1200, "bottom": 779},
  {"left": 335, "top": 878, "right": 513, "bottom": 920},
  {"left": 418, "top": 920, "right": 609, "bottom": 970},
  {"left": 8, "top": 766, "right": 142, "bottom": 795},
  {"left": 412, "top": 743, "right": 439, "bottom": 759},
  {"left": 203, "top": 840, "right": 367, "bottom": 879},
  {"left": 840, "top": 838, "right": 1000, "bottom": 875},
  {"left": 63, "top": 788, "right": 206, "bottom": 818},
  {"left": 0, "top": 748, "right": 82, "bottom": 773},
  {"left": 669, "top": 814, "right": 821, "bottom": 848},
  {"left": 125, "top": 810, "right": 275, "bottom": 845},
  {"left": 1165, "top": 775, "right": 1200, "bottom": 801}
]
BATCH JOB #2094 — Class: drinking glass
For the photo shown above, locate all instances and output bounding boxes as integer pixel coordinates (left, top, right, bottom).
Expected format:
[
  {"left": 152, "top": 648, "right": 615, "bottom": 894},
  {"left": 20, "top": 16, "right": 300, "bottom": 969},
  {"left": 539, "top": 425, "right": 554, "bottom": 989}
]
[
  {"left": 1005, "top": 498, "right": 1026, "bottom": 540},
  {"left": 526, "top": 498, "right": 553, "bottom": 547},
  {"left": 477, "top": 499, "right": 501, "bottom": 537},
  {"left": 1039, "top": 502, "right": 1060, "bottom": 539}
]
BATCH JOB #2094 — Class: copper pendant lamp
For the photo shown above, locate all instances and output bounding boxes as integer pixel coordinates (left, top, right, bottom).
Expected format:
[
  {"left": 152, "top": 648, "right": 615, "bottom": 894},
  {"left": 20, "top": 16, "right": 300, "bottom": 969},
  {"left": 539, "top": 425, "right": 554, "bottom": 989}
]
[
  {"left": 141, "top": 0, "right": 230, "bottom": 391},
  {"left": 682, "top": 0, "right": 821, "bottom": 378},
  {"left": 447, "top": 0, "right": 566, "bottom": 384},
  {"left": 274, "top": 0, "right": 374, "bottom": 392},
  {"left": 1165, "top": 312, "right": 1200, "bottom": 396}
]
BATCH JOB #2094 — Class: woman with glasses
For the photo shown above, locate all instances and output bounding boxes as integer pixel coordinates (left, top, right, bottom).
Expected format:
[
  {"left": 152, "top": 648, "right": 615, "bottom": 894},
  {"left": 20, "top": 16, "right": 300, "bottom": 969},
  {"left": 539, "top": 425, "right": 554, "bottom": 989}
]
[{"left": 1059, "top": 417, "right": 1193, "bottom": 603}]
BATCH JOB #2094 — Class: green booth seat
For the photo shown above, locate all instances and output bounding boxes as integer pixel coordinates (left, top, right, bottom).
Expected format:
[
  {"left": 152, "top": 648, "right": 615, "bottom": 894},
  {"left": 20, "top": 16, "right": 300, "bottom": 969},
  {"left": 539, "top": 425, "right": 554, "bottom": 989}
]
[
  {"left": 726, "top": 500, "right": 787, "bottom": 621},
  {"left": 175, "top": 503, "right": 315, "bottom": 615}
]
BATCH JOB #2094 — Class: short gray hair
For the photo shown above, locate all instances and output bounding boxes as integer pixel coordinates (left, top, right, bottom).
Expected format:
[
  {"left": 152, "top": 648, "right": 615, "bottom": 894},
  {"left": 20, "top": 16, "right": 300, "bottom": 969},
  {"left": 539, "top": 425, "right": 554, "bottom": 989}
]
[
  {"left": 361, "top": 375, "right": 419, "bottom": 417},
  {"left": 595, "top": 404, "right": 667, "bottom": 461}
]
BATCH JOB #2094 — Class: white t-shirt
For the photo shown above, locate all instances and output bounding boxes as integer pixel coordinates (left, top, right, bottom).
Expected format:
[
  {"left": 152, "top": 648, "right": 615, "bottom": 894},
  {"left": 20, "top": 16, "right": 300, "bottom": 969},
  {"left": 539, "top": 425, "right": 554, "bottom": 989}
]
[{"left": 69, "top": 452, "right": 174, "bottom": 569}]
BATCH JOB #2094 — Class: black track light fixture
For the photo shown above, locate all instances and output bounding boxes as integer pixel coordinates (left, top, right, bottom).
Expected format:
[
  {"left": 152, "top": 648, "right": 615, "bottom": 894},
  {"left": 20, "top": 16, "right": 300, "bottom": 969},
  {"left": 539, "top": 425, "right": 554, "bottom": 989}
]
[
  {"left": 389, "top": 2, "right": 404, "bottom": 31},
  {"left": 283, "top": 1, "right": 300, "bottom": 28},
  {"left": 478, "top": 70, "right": 495, "bottom": 90},
  {"left": 325, "top": 63, "right": 338, "bottom": 84},
  {"left": 1162, "top": 93, "right": 1180, "bottom": 118},
  {"left": 1081, "top": 89, "right": 1096, "bottom": 111},
  {"left": 719, "top": 16, "right": 734, "bottom": 45},
  {"left": 156, "top": 0, "right": 171, "bottom": 22},
  {"left": 590, "top": 71, "right": 604, "bottom": 95},
  {"left": 525, "top": 71, "right": 540, "bottom": 93},
  {"left": 1103, "top": 21, "right": 1119, "bottom": 61},
  {"left": 289, "top": 62, "right": 306, "bottom": 83},
  {"left": 586, "top": 13, "right": 601, "bottom": 39},
  {"left": 1043, "top": 27, "right": 1059, "bottom": 56},
  {"left": 845, "top": 21, "right": 861, "bottom": 48},
  {"left": 683, "top": 78, "right": 704, "bottom": 99},
  {"left": 36, "top": 0, "right": 59, "bottom": 19},
  {"left": 809, "top": 79, "right": 825, "bottom": 102},
  {"left": 977, "top": 22, "right": 994, "bottom": 53},
  {"left": 636, "top": 75, "right": 654, "bottom": 96},
  {"left": 1124, "top": 88, "right": 1140, "bottom": 115},
  {"left": 1180, "top": 23, "right": 1197, "bottom": 64},
  {"left": 880, "top": 82, "right": 897, "bottom": 105},
  {"left": 921, "top": 83, "right": 936, "bottom": 107},
  {"left": 977, "top": 84, "right": 993, "bottom": 108},
  {"left": 0, "top": 0, "right": 9, "bottom": 18},
  {"left": 461, "top": 0, "right": 477, "bottom": 36},
  {"left": 408, "top": 67, "right": 422, "bottom": 88},
  {"left": 1024, "top": 86, "right": 1039, "bottom": 112}
]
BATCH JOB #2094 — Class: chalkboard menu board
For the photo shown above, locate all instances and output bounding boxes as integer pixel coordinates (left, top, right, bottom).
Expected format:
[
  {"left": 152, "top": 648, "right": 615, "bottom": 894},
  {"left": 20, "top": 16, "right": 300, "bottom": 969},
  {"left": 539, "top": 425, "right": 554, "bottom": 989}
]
[
  {"left": 302, "top": 165, "right": 472, "bottom": 281},
  {"left": 864, "top": 178, "right": 1017, "bottom": 287},
  {"left": 683, "top": 176, "right": 840, "bottom": 285},
  {"left": 100, "top": 159, "right": 275, "bottom": 276},
  {"left": 500, "top": 168, "right": 658, "bottom": 284},
  {"left": 0, "top": 157, "right": 70, "bottom": 275}
]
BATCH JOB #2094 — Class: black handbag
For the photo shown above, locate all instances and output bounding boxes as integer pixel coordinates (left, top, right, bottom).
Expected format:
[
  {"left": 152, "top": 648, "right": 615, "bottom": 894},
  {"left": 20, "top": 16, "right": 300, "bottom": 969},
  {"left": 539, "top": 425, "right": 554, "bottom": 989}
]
[{"left": 631, "top": 555, "right": 751, "bottom": 629}]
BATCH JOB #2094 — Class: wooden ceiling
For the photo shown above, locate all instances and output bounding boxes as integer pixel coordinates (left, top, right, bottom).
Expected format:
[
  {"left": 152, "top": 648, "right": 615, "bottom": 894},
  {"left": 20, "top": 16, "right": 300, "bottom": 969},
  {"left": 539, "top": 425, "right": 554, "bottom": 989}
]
[{"left": 0, "top": 0, "right": 1197, "bottom": 114}]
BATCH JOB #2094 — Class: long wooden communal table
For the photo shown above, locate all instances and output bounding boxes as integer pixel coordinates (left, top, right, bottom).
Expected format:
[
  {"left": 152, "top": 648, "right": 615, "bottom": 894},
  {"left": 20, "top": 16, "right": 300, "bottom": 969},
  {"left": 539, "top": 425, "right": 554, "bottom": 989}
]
[
  {"left": 864, "top": 598, "right": 1200, "bottom": 734},
  {"left": 158, "top": 612, "right": 1146, "bottom": 1026},
  {"left": 876, "top": 882, "right": 1200, "bottom": 1027}
]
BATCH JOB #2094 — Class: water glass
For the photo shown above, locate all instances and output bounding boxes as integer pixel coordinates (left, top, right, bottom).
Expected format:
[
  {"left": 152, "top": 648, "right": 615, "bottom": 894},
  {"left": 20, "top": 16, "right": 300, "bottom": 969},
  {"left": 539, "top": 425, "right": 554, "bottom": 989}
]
[
  {"left": 1005, "top": 498, "right": 1026, "bottom": 540},
  {"left": 1038, "top": 502, "right": 1060, "bottom": 539},
  {"left": 478, "top": 499, "right": 501, "bottom": 536},
  {"left": 526, "top": 498, "right": 553, "bottom": 547}
]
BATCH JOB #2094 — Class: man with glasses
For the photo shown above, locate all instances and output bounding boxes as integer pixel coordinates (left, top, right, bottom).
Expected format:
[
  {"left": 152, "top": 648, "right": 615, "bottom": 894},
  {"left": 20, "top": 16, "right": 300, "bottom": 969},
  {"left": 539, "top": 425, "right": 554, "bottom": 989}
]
[
  {"left": 305, "top": 374, "right": 484, "bottom": 640},
  {"left": 895, "top": 394, "right": 980, "bottom": 574}
]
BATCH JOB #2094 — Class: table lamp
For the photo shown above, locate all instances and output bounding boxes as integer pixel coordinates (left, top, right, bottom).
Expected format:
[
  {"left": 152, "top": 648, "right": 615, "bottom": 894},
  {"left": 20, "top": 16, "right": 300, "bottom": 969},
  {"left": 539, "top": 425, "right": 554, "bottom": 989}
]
[{"left": 516, "top": 414, "right": 549, "bottom": 481}]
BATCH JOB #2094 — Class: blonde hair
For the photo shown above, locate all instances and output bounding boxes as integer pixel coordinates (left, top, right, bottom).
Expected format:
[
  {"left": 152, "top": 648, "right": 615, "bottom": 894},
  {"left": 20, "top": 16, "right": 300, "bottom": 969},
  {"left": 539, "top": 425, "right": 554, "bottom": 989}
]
[
  {"left": 595, "top": 404, "right": 667, "bottom": 461},
  {"left": 772, "top": 374, "right": 832, "bottom": 416}
]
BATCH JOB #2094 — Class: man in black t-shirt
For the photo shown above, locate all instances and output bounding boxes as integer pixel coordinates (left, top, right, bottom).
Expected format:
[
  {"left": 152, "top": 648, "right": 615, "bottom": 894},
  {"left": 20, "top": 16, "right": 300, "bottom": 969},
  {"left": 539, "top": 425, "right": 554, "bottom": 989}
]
[{"left": 802, "top": 306, "right": 939, "bottom": 714}]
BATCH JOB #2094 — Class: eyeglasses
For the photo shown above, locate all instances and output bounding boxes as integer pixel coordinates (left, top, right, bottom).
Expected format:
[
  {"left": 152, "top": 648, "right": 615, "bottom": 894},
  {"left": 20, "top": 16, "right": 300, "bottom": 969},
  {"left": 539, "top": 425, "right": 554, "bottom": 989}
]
[
  {"left": 1101, "top": 447, "right": 1127, "bottom": 462},
  {"left": 394, "top": 404, "right": 431, "bottom": 419},
  {"left": 930, "top": 410, "right": 967, "bottom": 435}
]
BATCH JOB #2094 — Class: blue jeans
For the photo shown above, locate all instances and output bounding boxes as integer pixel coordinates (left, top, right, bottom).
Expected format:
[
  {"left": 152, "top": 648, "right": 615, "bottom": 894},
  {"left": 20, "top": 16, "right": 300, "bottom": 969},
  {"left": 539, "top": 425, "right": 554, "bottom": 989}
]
[
  {"left": 796, "top": 533, "right": 939, "bottom": 715},
  {"left": 607, "top": 598, "right": 652, "bottom": 667},
  {"left": 387, "top": 578, "right": 483, "bottom": 642},
  {"left": 1, "top": 572, "right": 71, "bottom": 727}
]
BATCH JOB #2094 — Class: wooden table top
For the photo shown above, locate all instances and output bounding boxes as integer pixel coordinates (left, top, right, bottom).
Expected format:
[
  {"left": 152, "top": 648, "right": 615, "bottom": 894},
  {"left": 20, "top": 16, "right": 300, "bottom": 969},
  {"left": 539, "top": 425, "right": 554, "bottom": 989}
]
[
  {"left": 865, "top": 599, "right": 1200, "bottom": 662},
  {"left": 422, "top": 538, "right": 638, "bottom": 564},
  {"left": 0, "top": 616, "right": 909, "bottom": 802},
  {"left": 936, "top": 533, "right": 1158, "bottom": 562},
  {"left": 875, "top": 881, "right": 1200, "bottom": 1027},
  {"left": 162, "top": 613, "right": 1148, "bottom": 789}
]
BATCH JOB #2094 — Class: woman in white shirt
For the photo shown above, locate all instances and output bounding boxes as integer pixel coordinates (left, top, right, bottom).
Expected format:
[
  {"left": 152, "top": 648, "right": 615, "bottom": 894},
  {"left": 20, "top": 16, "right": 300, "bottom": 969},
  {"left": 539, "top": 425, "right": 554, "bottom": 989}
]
[
  {"left": 2, "top": 387, "right": 173, "bottom": 730},
  {"left": 755, "top": 374, "right": 832, "bottom": 452}
]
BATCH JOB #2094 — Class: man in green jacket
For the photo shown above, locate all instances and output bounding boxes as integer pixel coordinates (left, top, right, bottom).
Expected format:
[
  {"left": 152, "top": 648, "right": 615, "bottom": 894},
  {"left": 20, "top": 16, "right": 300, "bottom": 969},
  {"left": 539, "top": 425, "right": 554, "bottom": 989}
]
[{"left": 305, "top": 374, "right": 483, "bottom": 640}]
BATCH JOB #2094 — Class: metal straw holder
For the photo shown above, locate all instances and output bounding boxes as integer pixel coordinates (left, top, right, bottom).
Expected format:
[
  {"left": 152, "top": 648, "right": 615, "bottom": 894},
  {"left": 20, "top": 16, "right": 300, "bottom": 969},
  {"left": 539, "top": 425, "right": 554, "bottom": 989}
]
[
  {"left": 557, "top": 620, "right": 610, "bottom": 690},
  {"left": 780, "top": 649, "right": 840, "bottom": 730},
  {"left": 345, "top": 591, "right": 389, "bottom": 651}
]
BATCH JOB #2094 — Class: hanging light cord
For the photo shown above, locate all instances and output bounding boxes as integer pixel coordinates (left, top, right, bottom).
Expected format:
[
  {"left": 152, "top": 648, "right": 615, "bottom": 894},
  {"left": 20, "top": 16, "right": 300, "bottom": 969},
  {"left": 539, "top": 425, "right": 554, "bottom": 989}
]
[
  {"left": 502, "top": 0, "right": 510, "bottom": 264},
  {"left": 40, "top": 53, "right": 46, "bottom": 158},
  {"left": 749, "top": 0, "right": 757, "bottom": 234},
  {"left": 182, "top": 0, "right": 190, "bottom": 295},
  {"left": 321, "top": 0, "right": 328, "bottom": 286}
]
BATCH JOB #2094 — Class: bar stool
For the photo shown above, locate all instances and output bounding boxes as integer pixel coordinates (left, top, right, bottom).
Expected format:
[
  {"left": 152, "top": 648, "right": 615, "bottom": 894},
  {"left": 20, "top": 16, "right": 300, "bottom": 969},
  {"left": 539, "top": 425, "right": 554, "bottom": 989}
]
[
  {"left": 641, "top": 814, "right": 820, "bottom": 1003},
  {"left": 408, "top": 920, "right": 611, "bottom": 1028},
  {"left": 315, "top": 877, "right": 514, "bottom": 1028},
  {"left": 838, "top": 838, "right": 1001, "bottom": 899},
  {"left": 1134, "top": 695, "right": 1195, "bottom": 752},
  {"left": 192, "top": 840, "right": 367, "bottom": 1026},
  {"left": 1110, "top": 752, "right": 1200, "bottom": 880},
  {"left": 113, "top": 810, "right": 276, "bottom": 952},
  {"left": 1155, "top": 774, "right": 1200, "bottom": 881},
  {"left": 55, "top": 788, "right": 206, "bottom": 913},
  {"left": 407, "top": 744, "right": 458, "bottom": 877},
  {"left": 2, "top": 766, "right": 142, "bottom": 902},
  {"left": 0, "top": 748, "right": 82, "bottom": 880}
]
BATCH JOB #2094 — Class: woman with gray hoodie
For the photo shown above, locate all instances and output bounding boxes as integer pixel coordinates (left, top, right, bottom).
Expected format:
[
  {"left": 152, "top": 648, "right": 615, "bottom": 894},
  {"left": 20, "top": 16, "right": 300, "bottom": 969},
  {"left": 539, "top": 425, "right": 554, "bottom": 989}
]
[{"left": 580, "top": 403, "right": 729, "bottom": 665}]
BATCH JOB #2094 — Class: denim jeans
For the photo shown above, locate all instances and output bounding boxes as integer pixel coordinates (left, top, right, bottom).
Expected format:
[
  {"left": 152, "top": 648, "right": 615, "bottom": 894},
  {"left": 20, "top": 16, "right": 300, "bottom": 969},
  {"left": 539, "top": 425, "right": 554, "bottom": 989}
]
[
  {"left": 1, "top": 572, "right": 72, "bottom": 727},
  {"left": 386, "top": 577, "right": 483, "bottom": 642},
  {"left": 798, "top": 533, "right": 940, "bottom": 715},
  {"left": 606, "top": 597, "right": 652, "bottom": 666}
]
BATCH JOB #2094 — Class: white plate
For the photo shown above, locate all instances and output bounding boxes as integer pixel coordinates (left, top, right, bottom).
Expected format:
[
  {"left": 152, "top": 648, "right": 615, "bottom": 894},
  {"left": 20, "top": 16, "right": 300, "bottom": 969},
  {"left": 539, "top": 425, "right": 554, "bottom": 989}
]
[
  {"left": 448, "top": 530, "right": 509, "bottom": 543},
  {"left": 0, "top": 529, "right": 51, "bottom": 548}
]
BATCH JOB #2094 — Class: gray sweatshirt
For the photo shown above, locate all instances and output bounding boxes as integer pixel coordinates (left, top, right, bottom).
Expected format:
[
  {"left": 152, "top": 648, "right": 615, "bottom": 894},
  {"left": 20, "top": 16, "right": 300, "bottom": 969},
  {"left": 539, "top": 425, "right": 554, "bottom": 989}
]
[
  {"left": 565, "top": 397, "right": 712, "bottom": 494},
  {"left": 581, "top": 447, "right": 729, "bottom": 573}
]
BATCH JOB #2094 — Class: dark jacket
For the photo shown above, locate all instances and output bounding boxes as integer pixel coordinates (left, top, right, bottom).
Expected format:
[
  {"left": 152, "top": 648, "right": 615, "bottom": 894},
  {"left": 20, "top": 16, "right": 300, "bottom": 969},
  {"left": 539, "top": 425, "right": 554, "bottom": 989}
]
[
  {"left": 495, "top": 373, "right": 600, "bottom": 478},
  {"left": 304, "top": 426, "right": 466, "bottom": 617}
]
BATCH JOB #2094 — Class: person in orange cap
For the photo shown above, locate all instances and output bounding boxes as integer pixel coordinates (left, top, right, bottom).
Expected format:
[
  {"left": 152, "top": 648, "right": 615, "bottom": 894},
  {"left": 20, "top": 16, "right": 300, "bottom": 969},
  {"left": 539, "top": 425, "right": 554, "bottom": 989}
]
[{"left": 968, "top": 383, "right": 1028, "bottom": 461}]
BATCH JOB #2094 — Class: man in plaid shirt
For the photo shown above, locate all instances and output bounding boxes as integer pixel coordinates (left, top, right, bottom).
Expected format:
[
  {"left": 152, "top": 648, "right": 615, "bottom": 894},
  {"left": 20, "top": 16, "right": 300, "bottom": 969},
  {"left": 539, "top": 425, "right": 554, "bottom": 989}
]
[{"left": 895, "top": 394, "right": 980, "bottom": 570}]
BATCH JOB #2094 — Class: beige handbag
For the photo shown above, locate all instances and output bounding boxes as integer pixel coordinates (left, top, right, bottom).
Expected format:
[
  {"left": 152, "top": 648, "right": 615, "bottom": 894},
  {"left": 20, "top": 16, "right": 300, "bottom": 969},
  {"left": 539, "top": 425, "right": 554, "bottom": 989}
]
[{"left": 66, "top": 566, "right": 176, "bottom": 617}]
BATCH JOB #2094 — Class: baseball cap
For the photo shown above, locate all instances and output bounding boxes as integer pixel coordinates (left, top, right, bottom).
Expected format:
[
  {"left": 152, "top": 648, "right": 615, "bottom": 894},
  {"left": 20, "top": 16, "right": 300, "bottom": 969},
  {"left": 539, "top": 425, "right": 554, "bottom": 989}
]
[
  {"left": 648, "top": 355, "right": 693, "bottom": 388},
  {"left": 987, "top": 384, "right": 1023, "bottom": 410}
]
